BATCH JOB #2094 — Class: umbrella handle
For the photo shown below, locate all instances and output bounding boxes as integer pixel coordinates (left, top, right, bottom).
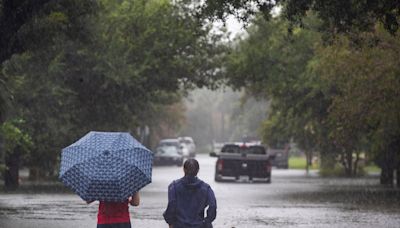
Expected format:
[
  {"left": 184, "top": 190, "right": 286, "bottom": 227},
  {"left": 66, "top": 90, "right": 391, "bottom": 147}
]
[{"left": 129, "top": 192, "right": 140, "bottom": 206}]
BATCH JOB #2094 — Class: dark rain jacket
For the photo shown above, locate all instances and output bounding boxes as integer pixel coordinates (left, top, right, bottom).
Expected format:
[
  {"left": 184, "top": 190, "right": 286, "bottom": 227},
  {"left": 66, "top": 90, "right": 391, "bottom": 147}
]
[{"left": 163, "top": 176, "right": 217, "bottom": 228}]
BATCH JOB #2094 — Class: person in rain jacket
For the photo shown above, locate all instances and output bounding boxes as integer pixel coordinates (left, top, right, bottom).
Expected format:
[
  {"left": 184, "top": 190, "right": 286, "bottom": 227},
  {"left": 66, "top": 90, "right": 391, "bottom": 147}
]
[{"left": 163, "top": 158, "right": 217, "bottom": 228}]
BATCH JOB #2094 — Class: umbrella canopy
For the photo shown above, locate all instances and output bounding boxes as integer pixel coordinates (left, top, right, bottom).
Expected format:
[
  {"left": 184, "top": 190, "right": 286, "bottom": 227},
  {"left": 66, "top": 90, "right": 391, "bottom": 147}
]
[{"left": 59, "top": 131, "right": 153, "bottom": 202}]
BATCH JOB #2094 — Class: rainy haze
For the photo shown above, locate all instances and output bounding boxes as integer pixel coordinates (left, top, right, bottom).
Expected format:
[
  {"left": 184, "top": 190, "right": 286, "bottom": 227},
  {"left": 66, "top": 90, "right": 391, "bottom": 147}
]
[{"left": 1, "top": 1, "right": 400, "bottom": 228}]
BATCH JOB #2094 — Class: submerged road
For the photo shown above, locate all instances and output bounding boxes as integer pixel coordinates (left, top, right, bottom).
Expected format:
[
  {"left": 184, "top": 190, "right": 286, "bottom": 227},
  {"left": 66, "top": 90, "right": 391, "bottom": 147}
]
[{"left": 1, "top": 154, "right": 400, "bottom": 228}]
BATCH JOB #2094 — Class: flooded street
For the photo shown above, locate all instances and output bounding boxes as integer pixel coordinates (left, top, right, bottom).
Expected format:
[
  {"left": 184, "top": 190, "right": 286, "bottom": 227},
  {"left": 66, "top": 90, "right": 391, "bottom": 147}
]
[{"left": 1, "top": 154, "right": 400, "bottom": 228}]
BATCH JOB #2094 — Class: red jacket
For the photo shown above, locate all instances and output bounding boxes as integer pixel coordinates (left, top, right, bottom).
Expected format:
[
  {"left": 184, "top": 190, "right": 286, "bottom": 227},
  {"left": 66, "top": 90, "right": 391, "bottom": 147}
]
[{"left": 98, "top": 201, "right": 130, "bottom": 224}]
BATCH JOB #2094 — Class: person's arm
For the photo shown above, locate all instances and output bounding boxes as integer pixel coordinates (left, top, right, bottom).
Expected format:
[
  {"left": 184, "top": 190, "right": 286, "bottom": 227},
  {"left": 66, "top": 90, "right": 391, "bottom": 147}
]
[
  {"left": 204, "top": 186, "right": 217, "bottom": 225},
  {"left": 163, "top": 182, "right": 177, "bottom": 226},
  {"left": 129, "top": 192, "right": 140, "bottom": 206}
]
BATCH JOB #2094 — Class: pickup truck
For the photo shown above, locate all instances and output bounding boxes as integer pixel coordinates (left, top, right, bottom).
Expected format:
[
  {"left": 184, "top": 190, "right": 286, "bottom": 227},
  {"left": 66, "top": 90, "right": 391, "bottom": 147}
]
[{"left": 210, "top": 143, "right": 273, "bottom": 183}]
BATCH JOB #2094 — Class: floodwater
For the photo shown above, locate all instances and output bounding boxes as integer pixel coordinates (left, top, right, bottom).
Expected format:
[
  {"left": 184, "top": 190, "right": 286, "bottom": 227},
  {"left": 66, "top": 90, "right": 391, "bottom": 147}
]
[{"left": 1, "top": 155, "right": 400, "bottom": 228}]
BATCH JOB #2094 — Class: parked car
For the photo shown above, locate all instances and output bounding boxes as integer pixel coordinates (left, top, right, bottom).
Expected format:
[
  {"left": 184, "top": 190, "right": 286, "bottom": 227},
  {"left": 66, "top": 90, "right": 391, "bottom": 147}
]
[
  {"left": 153, "top": 145, "right": 183, "bottom": 166},
  {"left": 158, "top": 138, "right": 181, "bottom": 149},
  {"left": 211, "top": 141, "right": 224, "bottom": 154},
  {"left": 158, "top": 138, "right": 183, "bottom": 154},
  {"left": 268, "top": 146, "right": 290, "bottom": 169},
  {"left": 178, "top": 136, "right": 196, "bottom": 158},
  {"left": 210, "top": 143, "right": 274, "bottom": 183}
]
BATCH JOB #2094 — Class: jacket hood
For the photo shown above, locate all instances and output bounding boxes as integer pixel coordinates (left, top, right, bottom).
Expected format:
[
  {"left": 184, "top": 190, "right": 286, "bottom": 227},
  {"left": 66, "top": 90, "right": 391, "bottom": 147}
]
[{"left": 181, "top": 176, "right": 202, "bottom": 189}]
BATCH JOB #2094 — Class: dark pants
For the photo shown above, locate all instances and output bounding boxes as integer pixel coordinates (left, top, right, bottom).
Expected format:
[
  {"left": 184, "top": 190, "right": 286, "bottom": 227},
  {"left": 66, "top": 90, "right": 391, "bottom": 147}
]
[{"left": 97, "top": 223, "right": 131, "bottom": 228}]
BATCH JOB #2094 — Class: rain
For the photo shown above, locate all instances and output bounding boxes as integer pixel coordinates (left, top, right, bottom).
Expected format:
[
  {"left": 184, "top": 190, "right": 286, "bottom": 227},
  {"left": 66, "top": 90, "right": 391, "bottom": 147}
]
[{"left": 1, "top": 1, "right": 400, "bottom": 228}]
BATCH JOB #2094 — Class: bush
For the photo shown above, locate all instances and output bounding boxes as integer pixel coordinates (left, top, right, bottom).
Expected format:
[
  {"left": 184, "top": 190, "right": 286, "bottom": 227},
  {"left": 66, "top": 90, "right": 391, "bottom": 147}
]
[{"left": 319, "top": 163, "right": 368, "bottom": 177}]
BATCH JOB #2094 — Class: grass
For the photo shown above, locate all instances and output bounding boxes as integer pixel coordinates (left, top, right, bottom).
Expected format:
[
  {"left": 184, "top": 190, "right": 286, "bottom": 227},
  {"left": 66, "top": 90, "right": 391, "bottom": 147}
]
[
  {"left": 319, "top": 163, "right": 381, "bottom": 177},
  {"left": 289, "top": 156, "right": 381, "bottom": 175},
  {"left": 364, "top": 165, "right": 381, "bottom": 173},
  {"left": 288, "top": 156, "right": 319, "bottom": 170}
]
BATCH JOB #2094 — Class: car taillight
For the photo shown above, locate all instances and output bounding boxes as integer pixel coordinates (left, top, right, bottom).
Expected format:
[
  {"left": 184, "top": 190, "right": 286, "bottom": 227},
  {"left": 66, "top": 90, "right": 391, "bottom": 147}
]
[{"left": 217, "top": 159, "right": 224, "bottom": 171}]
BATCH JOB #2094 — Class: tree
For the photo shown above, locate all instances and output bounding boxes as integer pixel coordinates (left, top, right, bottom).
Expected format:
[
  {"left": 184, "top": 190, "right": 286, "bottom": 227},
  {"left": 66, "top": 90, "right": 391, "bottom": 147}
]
[
  {"left": 0, "top": 0, "right": 51, "bottom": 64},
  {"left": 197, "top": 0, "right": 400, "bottom": 34},
  {"left": 312, "top": 27, "right": 400, "bottom": 183},
  {"left": 225, "top": 15, "right": 335, "bottom": 170},
  {"left": 226, "top": 12, "right": 400, "bottom": 181},
  {"left": 1, "top": 0, "right": 224, "bottom": 182},
  {"left": 0, "top": 119, "right": 32, "bottom": 189},
  {"left": 1, "top": 0, "right": 101, "bottom": 179}
]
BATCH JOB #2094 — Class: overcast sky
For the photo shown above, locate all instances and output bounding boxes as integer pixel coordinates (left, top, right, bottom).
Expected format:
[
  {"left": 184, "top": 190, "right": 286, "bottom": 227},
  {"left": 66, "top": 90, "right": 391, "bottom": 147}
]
[{"left": 226, "top": 15, "right": 246, "bottom": 38}]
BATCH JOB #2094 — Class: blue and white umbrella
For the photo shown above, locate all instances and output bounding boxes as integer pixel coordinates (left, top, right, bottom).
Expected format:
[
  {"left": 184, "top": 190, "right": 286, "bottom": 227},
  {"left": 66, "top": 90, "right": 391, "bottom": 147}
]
[{"left": 59, "top": 131, "right": 152, "bottom": 202}]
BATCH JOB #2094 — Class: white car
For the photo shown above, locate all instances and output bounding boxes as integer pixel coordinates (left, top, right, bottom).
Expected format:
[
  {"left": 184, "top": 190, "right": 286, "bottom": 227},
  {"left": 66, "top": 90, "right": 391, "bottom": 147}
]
[
  {"left": 178, "top": 136, "right": 196, "bottom": 158},
  {"left": 158, "top": 138, "right": 183, "bottom": 155}
]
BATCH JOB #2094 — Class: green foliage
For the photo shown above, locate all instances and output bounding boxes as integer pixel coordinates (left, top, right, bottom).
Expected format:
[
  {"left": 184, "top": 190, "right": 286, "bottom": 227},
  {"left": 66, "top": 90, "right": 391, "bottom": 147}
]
[
  {"left": 363, "top": 165, "right": 381, "bottom": 174},
  {"left": 319, "top": 163, "right": 366, "bottom": 177},
  {"left": 226, "top": 16, "right": 324, "bottom": 153},
  {"left": 0, "top": 119, "right": 32, "bottom": 155},
  {"left": 0, "top": 0, "right": 99, "bottom": 64},
  {"left": 0, "top": 0, "right": 224, "bottom": 178},
  {"left": 197, "top": 0, "right": 400, "bottom": 34},
  {"left": 0, "top": 74, "right": 7, "bottom": 123},
  {"left": 261, "top": 112, "right": 289, "bottom": 148},
  {"left": 319, "top": 164, "right": 347, "bottom": 177},
  {"left": 288, "top": 156, "right": 318, "bottom": 170},
  {"left": 0, "top": 119, "right": 32, "bottom": 176},
  {"left": 313, "top": 26, "right": 400, "bottom": 175},
  {"left": 224, "top": 12, "right": 400, "bottom": 178}
]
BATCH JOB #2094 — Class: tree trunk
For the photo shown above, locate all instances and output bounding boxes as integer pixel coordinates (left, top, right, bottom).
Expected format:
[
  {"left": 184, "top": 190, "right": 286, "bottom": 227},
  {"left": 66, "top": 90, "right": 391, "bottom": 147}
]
[
  {"left": 375, "top": 146, "right": 396, "bottom": 186},
  {"left": 4, "top": 151, "right": 20, "bottom": 190},
  {"left": 345, "top": 150, "right": 353, "bottom": 177},
  {"left": 320, "top": 151, "right": 335, "bottom": 170},
  {"left": 397, "top": 168, "right": 400, "bottom": 188},
  {"left": 29, "top": 165, "right": 47, "bottom": 180},
  {"left": 341, "top": 150, "right": 352, "bottom": 177},
  {"left": 380, "top": 166, "right": 394, "bottom": 185},
  {"left": 353, "top": 152, "right": 360, "bottom": 176},
  {"left": 305, "top": 150, "right": 310, "bottom": 175},
  {"left": 29, "top": 167, "right": 39, "bottom": 181},
  {"left": 0, "top": 133, "right": 4, "bottom": 168}
]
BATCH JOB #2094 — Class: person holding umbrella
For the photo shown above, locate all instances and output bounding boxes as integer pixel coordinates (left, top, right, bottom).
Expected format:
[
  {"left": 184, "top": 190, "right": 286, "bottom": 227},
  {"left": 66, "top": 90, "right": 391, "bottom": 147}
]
[
  {"left": 88, "top": 192, "right": 140, "bottom": 228},
  {"left": 163, "top": 158, "right": 217, "bottom": 228},
  {"left": 59, "top": 132, "right": 153, "bottom": 228}
]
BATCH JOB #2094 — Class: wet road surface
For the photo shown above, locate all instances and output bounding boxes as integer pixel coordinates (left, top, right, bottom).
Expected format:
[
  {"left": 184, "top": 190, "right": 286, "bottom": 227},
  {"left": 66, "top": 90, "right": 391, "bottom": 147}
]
[{"left": 1, "top": 154, "right": 400, "bottom": 228}]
